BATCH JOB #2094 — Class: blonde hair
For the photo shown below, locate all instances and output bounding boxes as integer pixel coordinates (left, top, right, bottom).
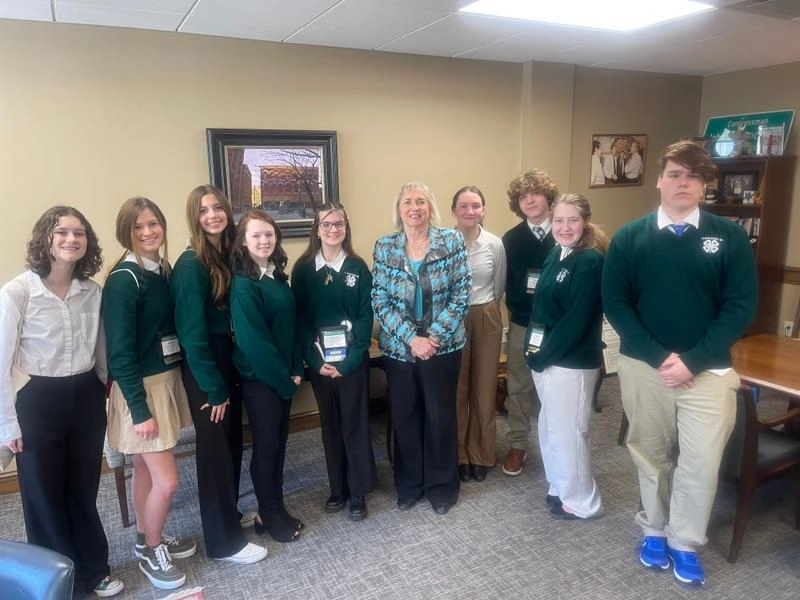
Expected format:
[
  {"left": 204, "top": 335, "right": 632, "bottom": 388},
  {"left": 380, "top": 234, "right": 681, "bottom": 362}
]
[
  {"left": 552, "top": 193, "right": 609, "bottom": 255},
  {"left": 391, "top": 181, "right": 441, "bottom": 229},
  {"left": 110, "top": 196, "right": 170, "bottom": 275}
]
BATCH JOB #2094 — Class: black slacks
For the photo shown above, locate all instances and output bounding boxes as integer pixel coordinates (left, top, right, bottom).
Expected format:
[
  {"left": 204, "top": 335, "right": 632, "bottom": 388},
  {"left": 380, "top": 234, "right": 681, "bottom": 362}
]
[
  {"left": 181, "top": 333, "right": 246, "bottom": 558},
  {"left": 240, "top": 379, "right": 291, "bottom": 516},
  {"left": 308, "top": 358, "right": 377, "bottom": 498},
  {"left": 15, "top": 371, "right": 109, "bottom": 594},
  {"left": 384, "top": 350, "right": 462, "bottom": 505}
]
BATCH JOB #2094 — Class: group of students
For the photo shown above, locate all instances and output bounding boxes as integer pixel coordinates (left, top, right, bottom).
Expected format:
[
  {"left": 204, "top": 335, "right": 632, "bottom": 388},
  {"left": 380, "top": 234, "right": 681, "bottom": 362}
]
[
  {"left": 0, "top": 188, "right": 378, "bottom": 595},
  {"left": 0, "top": 139, "right": 758, "bottom": 595},
  {"left": 496, "top": 139, "right": 757, "bottom": 589}
]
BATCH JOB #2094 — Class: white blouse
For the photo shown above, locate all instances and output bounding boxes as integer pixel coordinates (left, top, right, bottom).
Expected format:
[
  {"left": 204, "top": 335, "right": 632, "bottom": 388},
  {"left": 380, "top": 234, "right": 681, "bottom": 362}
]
[{"left": 0, "top": 271, "right": 105, "bottom": 442}]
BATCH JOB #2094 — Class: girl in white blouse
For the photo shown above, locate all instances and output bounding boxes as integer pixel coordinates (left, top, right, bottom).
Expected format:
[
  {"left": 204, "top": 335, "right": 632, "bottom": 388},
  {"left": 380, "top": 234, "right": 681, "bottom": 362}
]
[
  {"left": 0, "top": 206, "right": 123, "bottom": 598},
  {"left": 451, "top": 186, "right": 506, "bottom": 483}
]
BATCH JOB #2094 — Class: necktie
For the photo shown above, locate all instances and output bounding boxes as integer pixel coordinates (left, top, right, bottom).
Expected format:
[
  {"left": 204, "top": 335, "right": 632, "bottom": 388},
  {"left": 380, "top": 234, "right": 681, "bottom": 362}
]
[
  {"left": 533, "top": 226, "right": 545, "bottom": 241},
  {"left": 670, "top": 223, "right": 689, "bottom": 237}
]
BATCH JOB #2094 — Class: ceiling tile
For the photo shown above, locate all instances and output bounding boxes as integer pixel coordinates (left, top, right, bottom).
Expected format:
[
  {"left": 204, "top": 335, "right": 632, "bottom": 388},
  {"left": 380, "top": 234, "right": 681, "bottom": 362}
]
[
  {"left": 0, "top": 0, "right": 51, "bottom": 21},
  {"left": 377, "top": 13, "right": 526, "bottom": 57},
  {"left": 286, "top": 0, "right": 450, "bottom": 50}
]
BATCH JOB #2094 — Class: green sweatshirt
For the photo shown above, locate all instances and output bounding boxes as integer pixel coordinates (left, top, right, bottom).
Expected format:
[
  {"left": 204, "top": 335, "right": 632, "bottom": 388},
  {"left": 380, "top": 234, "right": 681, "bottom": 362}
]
[
  {"left": 170, "top": 249, "right": 230, "bottom": 406},
  {"left": 291, "top": 255, "right": 373, "bottom": 378},
  {"left": 526, "top": 247, "right": 604, "bottom": 371},
  {"left": 602, "top": 211, "right": 758, "bottom": 374},
  {"left": 230, "top": 273, "right": 303, "bottom": 400},
  {"left": 102, "top": 262, "right": 176, "bottom": 424},
  {"left": 502, "top": 220, "right": 556, "bottom": 327}
]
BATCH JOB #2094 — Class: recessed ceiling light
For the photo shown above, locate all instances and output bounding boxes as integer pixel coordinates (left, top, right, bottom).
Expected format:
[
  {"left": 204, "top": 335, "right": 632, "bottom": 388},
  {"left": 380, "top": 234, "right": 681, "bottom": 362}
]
[{"left": 460, "top": 0, "right": 716, "bottom": 32}]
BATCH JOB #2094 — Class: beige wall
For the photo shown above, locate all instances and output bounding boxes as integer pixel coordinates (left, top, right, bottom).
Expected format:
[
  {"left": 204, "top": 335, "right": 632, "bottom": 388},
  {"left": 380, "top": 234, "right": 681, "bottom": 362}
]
[
  {"left": 0, "top": 19, "right": 759, "bottom": 410},
  {"left": 569, "top": 67, "right": 703, "bottom": 233},
  {"left": 700, "top": 63, "right": 800, "bottom": 332},
  {"left": 0, "top": 20, "right": 524, "bottom": 285}
]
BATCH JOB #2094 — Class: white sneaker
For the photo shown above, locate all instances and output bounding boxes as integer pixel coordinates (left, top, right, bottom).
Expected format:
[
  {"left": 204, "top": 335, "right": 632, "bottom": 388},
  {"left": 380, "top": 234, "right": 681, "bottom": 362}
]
[
  {"left": 216, "top": 542, "right": 268, "bottom": 565},
  {"left": 239, "top": 511, "right": 257, "bottom": 529}
]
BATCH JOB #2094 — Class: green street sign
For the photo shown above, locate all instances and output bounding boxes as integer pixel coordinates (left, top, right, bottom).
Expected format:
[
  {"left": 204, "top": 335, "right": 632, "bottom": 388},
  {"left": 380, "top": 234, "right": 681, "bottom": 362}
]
[{"left": 702, "top": 110, "right": 795, "bottom": 158}]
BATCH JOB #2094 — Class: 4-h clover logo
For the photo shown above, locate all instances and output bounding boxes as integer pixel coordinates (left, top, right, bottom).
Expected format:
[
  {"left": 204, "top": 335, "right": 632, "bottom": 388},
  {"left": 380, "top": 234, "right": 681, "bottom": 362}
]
[{"left": 702, "top": 239, "right": 720, "bottom": 254}]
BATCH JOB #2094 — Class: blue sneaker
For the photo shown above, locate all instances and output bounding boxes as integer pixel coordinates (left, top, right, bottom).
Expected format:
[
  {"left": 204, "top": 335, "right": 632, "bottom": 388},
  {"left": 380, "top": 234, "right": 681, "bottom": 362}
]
[
  {"left": 668, "top": 548, "right": 705, "bottom": 586},
  {"left": 639, "top": 536, "right": 669, "bottom": 569}
]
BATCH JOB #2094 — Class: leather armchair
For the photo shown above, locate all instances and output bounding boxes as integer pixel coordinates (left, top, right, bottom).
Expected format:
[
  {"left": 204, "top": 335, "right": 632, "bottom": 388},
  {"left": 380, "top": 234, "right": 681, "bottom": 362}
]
[{"left": 0, "top": 539, "right": 74, "bottom": 600}]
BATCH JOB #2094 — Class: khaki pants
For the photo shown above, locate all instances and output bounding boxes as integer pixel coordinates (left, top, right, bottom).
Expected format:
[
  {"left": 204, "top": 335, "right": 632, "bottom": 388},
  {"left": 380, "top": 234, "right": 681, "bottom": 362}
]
[
  {"left": 505, "top": 321, "right": 536, "bottom": 450},
  {"left": 456, "top": 302, "right": 503, "bottom": 466},
  {"left": 618, "top": 355, "right": 738, "bottom": 550}
]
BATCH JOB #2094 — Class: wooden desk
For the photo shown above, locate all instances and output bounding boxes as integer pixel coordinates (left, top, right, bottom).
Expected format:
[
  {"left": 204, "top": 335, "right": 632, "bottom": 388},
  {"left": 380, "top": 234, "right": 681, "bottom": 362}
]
[{"left": 731, "top": 334, "right": 800, "bottom": 396}]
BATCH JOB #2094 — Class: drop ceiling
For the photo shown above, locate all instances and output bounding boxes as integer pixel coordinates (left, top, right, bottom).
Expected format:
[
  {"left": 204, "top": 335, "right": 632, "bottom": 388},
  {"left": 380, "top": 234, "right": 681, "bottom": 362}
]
[{"left": 2, "top": 0, "right": 800, "bottom": 75}]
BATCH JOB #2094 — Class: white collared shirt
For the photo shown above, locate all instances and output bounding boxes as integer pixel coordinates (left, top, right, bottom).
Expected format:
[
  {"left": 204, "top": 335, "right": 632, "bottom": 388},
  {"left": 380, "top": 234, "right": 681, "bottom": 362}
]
[
  {"left": 123, "top": 252, "right": 162, "bottom": 273},
  {"left": 0, "top": 271, "right": 105, "bottom": 442},
  {"left": 527, "top": 219, "right": 552, "bottom": 237},
  {"left": 657, "top": 206, "right": 700, "bottom": 231},
  {"left": 315, "top": 249, "right": 347, "bottom": 272},
  {"left": 559, "top": 246, "right": 573, "bottom": 261},
  {"left": 259, "top": 263, "right": 276, "bottom": 279},
  {"left": 465, "top": 227, "right": 506, "bottom": 305}
]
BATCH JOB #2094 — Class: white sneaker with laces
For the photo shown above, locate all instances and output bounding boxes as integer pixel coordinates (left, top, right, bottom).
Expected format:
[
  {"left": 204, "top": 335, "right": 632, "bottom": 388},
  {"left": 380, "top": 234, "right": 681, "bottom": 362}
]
[{"left": 216, "top": 542, "right": 268, "bottom": 565}]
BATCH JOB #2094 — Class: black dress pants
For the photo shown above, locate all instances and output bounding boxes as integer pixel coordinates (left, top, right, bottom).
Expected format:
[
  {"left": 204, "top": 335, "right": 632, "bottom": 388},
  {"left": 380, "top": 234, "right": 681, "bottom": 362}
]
[
  {"left": 308, "top": 358, "right": 377, "bottom": 498},
  {"left": 181, "top": 333, "right": 246, "bottom": 558},
  {"left": 384, "top": 350, "right": 461, "bottom": 505},
  {"left": 240, "top": 379, "right": 291, "bottom": 516},
  {"left": 15, "top": 371, "right": 109, "bottom": 594}
]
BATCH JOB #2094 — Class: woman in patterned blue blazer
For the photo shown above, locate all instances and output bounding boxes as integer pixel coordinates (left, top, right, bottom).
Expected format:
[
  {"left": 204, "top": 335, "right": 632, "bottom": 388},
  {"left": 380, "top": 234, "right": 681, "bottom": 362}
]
[{"left": 371, "top": 181, "right": 471, "bottom": 515}]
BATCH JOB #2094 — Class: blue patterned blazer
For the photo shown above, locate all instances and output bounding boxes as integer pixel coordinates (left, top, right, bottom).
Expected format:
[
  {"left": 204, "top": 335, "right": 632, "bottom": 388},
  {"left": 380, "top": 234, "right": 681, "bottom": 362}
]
[{"left": 371, "top": 226, "right": 471, "bottom": 362}]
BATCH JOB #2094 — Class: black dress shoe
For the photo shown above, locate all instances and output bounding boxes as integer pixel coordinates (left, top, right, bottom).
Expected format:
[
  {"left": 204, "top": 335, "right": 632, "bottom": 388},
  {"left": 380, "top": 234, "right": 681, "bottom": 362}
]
[
  {"left": 397, "top": 498, "right": 417, "bottom": 511},
  {"left": 546, "top": 494, "right": 562, "bottom": 508},
  {"left": 348, "top": 496, "right": 367, "bottom": 521},
  {"left": 324, "top": 495, "right": 349, "bottom": 513},
  {"left": 432, "top": 502, "right": 451, "bottom": 515},
  {"left": 470, "top": 464, "right": 488, "bottom": 482},
  {"left": 458, "top": 464, "right": 472, "bottom": 482}
]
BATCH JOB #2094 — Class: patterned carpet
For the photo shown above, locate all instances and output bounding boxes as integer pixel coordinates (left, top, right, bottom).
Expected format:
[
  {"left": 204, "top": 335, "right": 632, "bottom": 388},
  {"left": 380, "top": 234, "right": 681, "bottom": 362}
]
[{"left": 1, "top": 376, "right": 799, "bottom": 599}]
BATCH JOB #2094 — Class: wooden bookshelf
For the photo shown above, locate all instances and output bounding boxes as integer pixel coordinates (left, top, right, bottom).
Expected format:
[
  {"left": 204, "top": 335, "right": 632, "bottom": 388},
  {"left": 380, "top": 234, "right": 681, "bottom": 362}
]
[{"left": 702, "top": 156, "right": 796, "bottom": 335}]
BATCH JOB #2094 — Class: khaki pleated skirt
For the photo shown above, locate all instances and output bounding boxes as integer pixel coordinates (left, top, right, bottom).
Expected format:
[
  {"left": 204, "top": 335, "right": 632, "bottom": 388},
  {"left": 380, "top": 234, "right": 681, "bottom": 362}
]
[{"left": 107, "top": 367, "right": 191, "bottom": 454}]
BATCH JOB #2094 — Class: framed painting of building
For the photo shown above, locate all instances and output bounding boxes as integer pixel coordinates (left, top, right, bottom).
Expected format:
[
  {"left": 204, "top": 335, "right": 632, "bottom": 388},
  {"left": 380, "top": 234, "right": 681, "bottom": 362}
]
[{"left": 206, "top": 129, "right": 339, "bottom": 237}]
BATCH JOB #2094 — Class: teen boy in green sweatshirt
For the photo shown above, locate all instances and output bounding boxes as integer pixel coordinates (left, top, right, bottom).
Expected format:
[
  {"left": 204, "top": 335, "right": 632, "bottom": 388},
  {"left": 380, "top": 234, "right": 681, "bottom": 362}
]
[{"left": 602, "top": 140, "right": 757, "bottom": 587}]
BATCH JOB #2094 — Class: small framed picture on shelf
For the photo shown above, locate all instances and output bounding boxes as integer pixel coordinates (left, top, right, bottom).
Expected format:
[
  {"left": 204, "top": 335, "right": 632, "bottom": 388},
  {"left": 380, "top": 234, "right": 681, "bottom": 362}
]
[
  {"left": 742, "top": 190, "right": 755, "bottom": 205},
  {"left": 720, "top": 171, "right": 758, "bottom": 203}
]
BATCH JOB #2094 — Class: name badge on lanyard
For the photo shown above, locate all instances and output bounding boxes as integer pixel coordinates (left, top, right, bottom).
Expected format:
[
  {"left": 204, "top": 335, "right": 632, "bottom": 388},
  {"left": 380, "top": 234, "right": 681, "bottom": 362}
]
[
  {"left": 526, "top": 269, "right": 541, "bottom": 295},
  {"left": 526, "top": 323, "right": 545, "bottom": 355},
  {"left": 159, "top": 332, "right": 182, "bottom": 365},
  {"left": 320, "top": 325, "right": 348, "bottom": 363}
]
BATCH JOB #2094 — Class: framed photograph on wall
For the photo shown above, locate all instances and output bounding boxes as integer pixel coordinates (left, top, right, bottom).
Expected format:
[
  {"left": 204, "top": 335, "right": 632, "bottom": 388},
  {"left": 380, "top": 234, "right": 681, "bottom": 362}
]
[
  {"left": 589, "top": 134, "right": 647, "bottom": 187},
  {"left": 207, "top": 129, "right": 339, "bottom": 237}
]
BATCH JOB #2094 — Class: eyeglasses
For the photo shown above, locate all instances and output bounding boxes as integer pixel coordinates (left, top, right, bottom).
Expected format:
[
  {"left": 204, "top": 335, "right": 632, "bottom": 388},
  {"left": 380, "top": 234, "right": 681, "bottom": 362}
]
[{"left": 319, "top": 221, "right": 346, "bottom": 232}]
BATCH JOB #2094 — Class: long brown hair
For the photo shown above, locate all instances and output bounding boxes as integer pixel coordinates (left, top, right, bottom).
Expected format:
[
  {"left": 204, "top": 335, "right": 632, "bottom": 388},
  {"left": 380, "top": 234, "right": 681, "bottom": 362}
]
[
  {"left": 230, "top": 210, "right": 289, "bottom": 282},
  {"left": 26, "top": 205, "right": 102, "bottom": 280},
  {"left": 296, "top": 203, "right": 362, "bottom": 265},
  {"left": 552, "top": 193, "right": 609, "bottom": 255},
  {"left": 186, "top": 185, "right": 234, "bottom": 307},
  {"left": 110, "top": 197, "right": 170, "bottom": 275}
]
